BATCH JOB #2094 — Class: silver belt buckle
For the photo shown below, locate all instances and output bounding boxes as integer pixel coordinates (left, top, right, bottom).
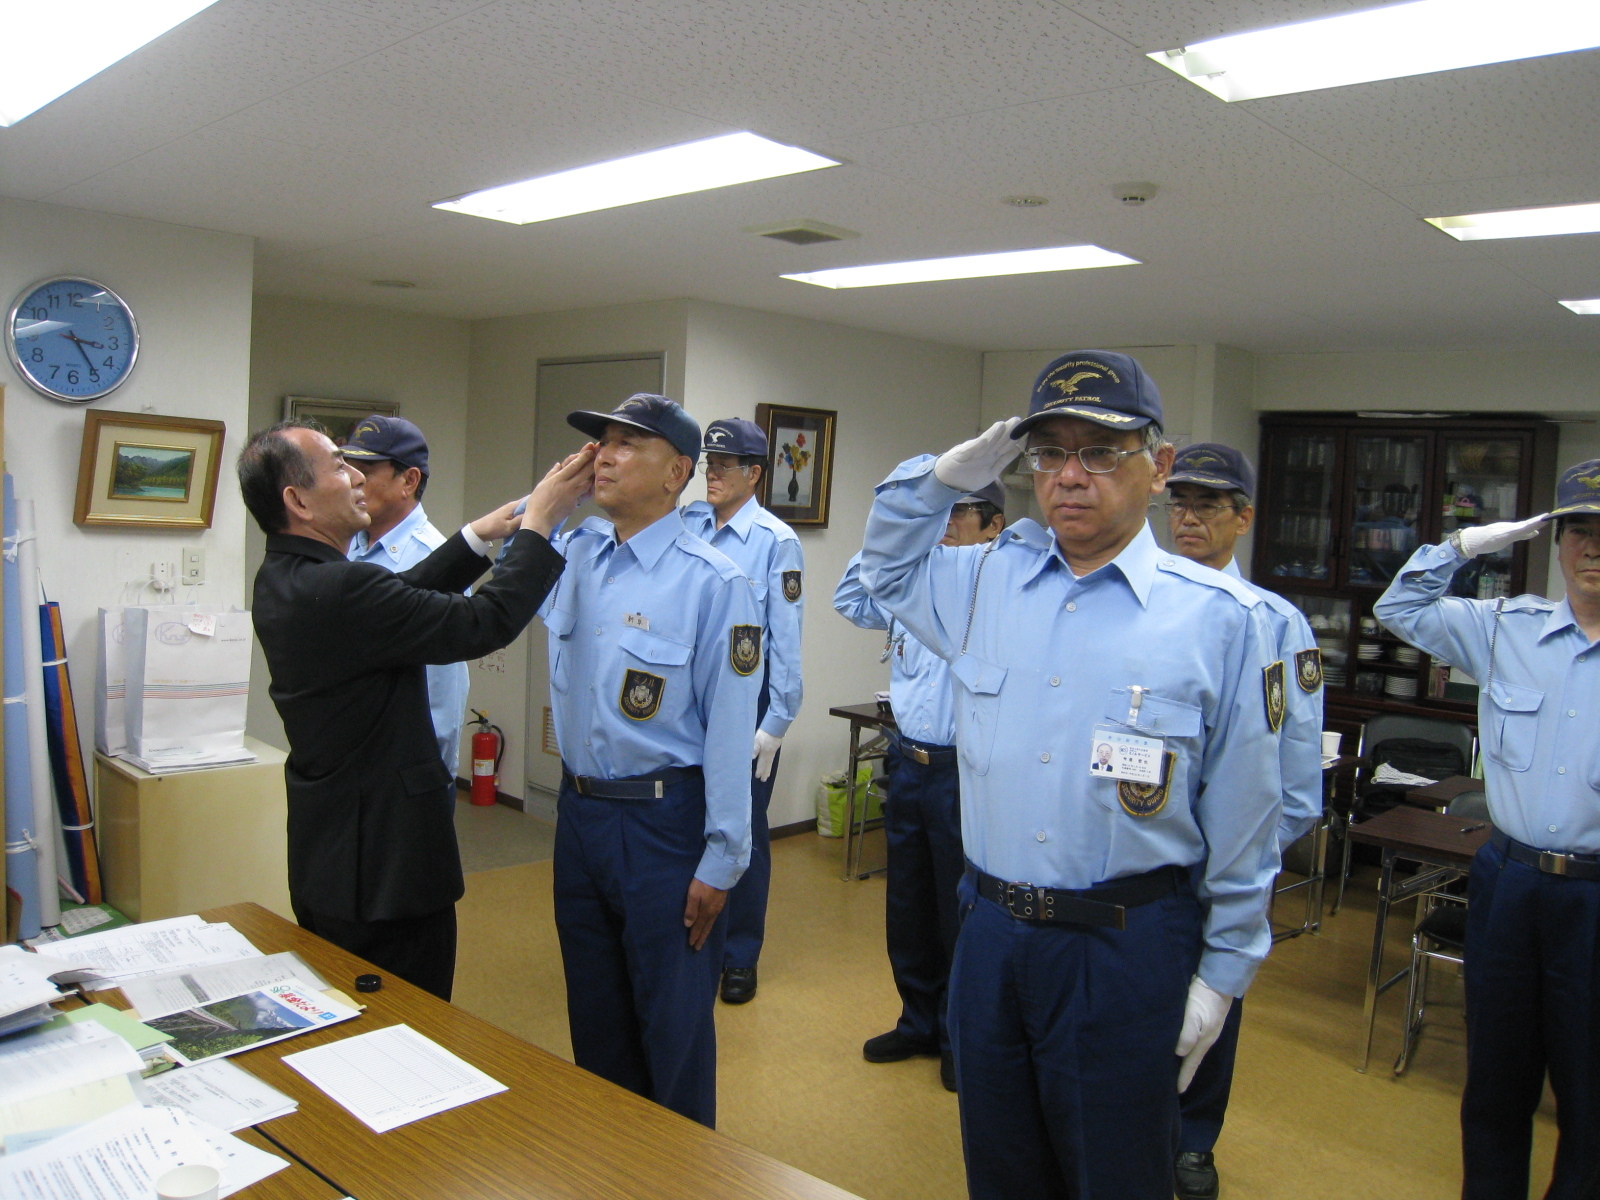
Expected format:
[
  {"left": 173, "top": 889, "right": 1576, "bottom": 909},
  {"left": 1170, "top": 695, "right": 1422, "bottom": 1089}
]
[
  {"left": 1004, "top": 882, "right": 1036, "bottom": 918},
  {"left": 1538, "top": 850, "right": 1571, "bottom": 876}
]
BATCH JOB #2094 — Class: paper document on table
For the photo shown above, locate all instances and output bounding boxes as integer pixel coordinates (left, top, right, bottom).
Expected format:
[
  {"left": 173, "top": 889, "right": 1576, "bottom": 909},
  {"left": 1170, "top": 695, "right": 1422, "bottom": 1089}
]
[
  {"left": 0, "top": 1020, "right": 146, "bottom": 1107},
  {"left": 283, "top": 1023, "right": 507, "bottom": 1132},
  {"left": 31, "top": 919, "right": 261, "bottom": 983},
  {"left": 0, "top": 1104, "right": 285, "bottom": 1200},
  {"left": 142, "top": 1059, "right": 297, "bottom": 1131},
  {"left": 1372, "top": 763, "right": 1438, "bottom": 787},
  {"left": 146, "top": 979, "right": 360, "bottom": 1066},
  {"left": 0, "top": 945, "right": 68, "bottom": 1018},
  {"left": 0, "top": 1074, "right": 139, "bottom": 1155},
  {"left": 123, "top": 952, "right": 330, "bottom": 1021}
]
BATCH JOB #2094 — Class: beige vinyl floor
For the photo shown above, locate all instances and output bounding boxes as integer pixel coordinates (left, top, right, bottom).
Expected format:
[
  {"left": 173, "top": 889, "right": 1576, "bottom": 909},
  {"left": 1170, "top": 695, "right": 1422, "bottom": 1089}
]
[{"left": 452, "top": 823, "right": 1558, "bottom": 1200}]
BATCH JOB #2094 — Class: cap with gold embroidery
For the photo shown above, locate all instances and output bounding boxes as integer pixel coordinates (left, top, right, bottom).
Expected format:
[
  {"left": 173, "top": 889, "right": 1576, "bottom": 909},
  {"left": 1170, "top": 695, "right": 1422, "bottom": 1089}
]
[
  {"left": 567, "top": 393, "right": 702, "bottom": 464},
  {"left": 339, "top": 416, "right": 430, "bottom": 475},
  {"left": 1167, "top": 443, "right": 1256, "bottom": 499},
  {"left": 1011, "top": 350, "right": 1163, "bottom": 439},
  {"left": 1550, "top": 458, "right": 1600, "bottom": 517}
]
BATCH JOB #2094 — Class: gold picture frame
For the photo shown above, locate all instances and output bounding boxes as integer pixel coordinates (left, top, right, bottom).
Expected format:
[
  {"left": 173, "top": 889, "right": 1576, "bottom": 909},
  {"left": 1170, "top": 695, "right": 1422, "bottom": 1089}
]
[
  {"left": 283, "top": 395, "right": 399, "bottom": 447},
  {"left": 74, "top": 410, "right": 225, "bottom": 529},
  {"left": 754, "top": 403, "right": 836, "bottom": 528}
]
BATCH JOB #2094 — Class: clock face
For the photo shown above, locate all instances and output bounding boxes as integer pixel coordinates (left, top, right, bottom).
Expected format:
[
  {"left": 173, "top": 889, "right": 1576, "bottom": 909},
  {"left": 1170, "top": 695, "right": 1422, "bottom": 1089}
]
[{"left": 6, "top": 277, "right": 139, "bottom": 403}]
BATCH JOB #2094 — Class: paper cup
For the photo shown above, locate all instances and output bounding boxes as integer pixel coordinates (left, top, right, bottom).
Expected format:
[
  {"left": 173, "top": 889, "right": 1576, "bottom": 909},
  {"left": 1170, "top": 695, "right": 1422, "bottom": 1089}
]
[
  {"left": 156, "top": 1165, "right": 220, "bottom": 1200},
  {"left": 1321, "top": 731, "right": 1342, "bottom": 759}
]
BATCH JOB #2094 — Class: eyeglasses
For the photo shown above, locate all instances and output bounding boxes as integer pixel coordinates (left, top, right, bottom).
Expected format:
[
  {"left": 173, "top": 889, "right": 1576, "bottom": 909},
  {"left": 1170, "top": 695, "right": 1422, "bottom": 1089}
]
[
  {"left": 1023, "top": 445, "right": 1147, "bottom": 475},
  {"left": 700, "top": 461, "right": 752, "bottom": 477},
  {"left": 1165, "top": 500, "right": 1238, "bottom": 521},
  {"left": 950, "top": 502, "right": 989, "bottom": 518}
]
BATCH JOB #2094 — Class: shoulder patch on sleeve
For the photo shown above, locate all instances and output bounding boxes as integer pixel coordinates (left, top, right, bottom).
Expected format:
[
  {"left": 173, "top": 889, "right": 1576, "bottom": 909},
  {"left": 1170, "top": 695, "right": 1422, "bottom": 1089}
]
[{"left": 1264, "top": 661, "right": 1286, "bottom": 731}]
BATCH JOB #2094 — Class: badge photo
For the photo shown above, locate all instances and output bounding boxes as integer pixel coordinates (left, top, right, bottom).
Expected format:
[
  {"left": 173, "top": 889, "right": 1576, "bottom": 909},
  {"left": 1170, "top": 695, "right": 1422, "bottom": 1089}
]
[
  {"left": 730, "top": 624, "right": 762, "bottom": 676},
  {"left": 1295, "top": 647, "right": 1323, "bottom": 692},
  {"left": 1263, "top": 660, "right": 1286, "bottom": 732},
  {"left": 781, "top": 570, "right": 803, "bottom": 602},
  {"left": 1118, "top": 751, "right": 1176, "bottom": 817},
  {"left": 619, "top": 669, "right": 665, "bottom": 720}
]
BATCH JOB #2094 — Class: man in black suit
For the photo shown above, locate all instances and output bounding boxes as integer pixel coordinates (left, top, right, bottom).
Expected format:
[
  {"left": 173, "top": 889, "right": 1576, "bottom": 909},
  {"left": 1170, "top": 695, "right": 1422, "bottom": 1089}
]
[{"left": 240, "top": 420, "right": 593, "bottom": 998}]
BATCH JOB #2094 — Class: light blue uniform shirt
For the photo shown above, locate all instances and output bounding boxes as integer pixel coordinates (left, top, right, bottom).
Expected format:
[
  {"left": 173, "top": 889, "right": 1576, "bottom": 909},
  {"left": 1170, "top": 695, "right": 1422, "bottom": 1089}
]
[
  {"left": 681, "top": 496, "right": 804, "bottom": 738},
  {"left": 348, "top": 504, "right": 471, "bottom": 776},
  {"left": 1223, "top": 558, "right": 1325, "bottom": 851},
  {"left": 860, "top": 456, "right": 1287, "bottom": 996},
  {"left": 834, "top": 551, "right": 956, "bottom": 746},
  {"left": 1376, "top": 542, "right": 1600, "bottom": 855},
  {"left": 540, "top": 508, "right": 762, "bottom": 890}
]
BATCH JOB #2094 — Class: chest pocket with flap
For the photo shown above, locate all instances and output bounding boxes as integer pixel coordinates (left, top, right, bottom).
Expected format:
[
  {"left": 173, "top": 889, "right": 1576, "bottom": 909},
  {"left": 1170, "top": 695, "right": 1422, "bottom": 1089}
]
[
  {"left": 950, "top": 653, "right": 1007, "bottom": 776},
  {"left": 1484, "top": 681, "right": 1542, "bottom": 773},
  {"left": 1092, "top": 689, "right": 1203, "bottom": 818},
  {"left": 618, "top": 627, "right": 693, "bottom": 721}
]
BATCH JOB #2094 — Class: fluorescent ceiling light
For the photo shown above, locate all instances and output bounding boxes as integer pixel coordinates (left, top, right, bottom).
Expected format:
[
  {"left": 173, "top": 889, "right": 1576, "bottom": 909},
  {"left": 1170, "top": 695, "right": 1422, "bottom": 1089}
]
[
  {"left": 782, "top": 245, "right": 1138, "bottom": 289},
  {"left": 1426, "top": 201, "right": 1600, "bottom": 241},
  {"left": 434, "top": 133, "right": 839, "bottom": 225},
  {"left": 1559, "top": 298, "right": 1600, "bottom": 314},
  {"left": 1148, "top": 0, "right": 1600, "bottom": 102},
  {"left": 0, "top": 1, "right": 222, "bottom": 127}
]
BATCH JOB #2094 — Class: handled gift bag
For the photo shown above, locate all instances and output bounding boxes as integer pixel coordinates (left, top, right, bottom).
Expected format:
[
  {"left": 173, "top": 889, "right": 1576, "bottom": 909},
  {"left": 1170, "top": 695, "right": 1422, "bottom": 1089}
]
[{"left": 122, "top": 607, "right": 255, "bottom": 772}]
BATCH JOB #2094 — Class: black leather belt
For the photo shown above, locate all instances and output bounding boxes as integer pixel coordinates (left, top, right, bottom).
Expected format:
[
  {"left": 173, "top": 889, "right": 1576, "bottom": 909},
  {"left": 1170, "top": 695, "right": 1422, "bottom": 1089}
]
[
  {"left": 892, "top": 736, "right": 957, "bottom": 767},
  {"left": 562, "top": 766, "right": 701, "bottom": 800},
  {"left": 971, "top": 863, "right": 1179, "bottom": 931},
  {"left": 1493, "top": 830, "right": 1600, "bottom": 881}
]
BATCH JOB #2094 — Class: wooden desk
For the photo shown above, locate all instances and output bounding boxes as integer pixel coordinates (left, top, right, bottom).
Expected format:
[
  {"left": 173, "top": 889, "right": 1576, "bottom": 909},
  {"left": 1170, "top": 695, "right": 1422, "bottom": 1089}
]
[
  {"left": 1404, "top": 774, "right": 1485, "bottom": 811},
  {"left": 1346, "top": 808, "right": 1491, "bottom": 1073},
  {"left": 827, "top": 704, "right": 895, "bottom": 882},
  {"left": 100, "top": 904, "right": 858, "bottom": 1200}
]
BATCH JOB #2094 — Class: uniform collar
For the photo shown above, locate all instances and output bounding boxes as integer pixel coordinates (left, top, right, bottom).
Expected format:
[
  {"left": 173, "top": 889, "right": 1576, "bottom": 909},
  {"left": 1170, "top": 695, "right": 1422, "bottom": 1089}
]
[
  {"left": 1221, "top": 557, "right": 1242, "bottom": 579},
  {"left": 1540, "top": 598, "right": 1583, "bottom": 643},
  {"left": 1016, "top": 520, "right": 1161, "bottom": 607},
  {"left": 351, "top": 503, "right": 428, "bottom": 558},
  {"left": 614, "top": 507, "right": 685, "bottom": 572},
  {"left": 717, "top": 494, "right": 762, "bottom": 541}
]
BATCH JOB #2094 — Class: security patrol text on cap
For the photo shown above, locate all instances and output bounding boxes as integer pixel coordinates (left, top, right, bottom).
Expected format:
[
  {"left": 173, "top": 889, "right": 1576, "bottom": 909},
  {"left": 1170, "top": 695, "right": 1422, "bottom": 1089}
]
[
  {"left": 339, "top": 415, "right": 430, "bottom": 475},
  {"left": 1550, "top": 457, "right": 1600, "bottom": 517},
  {"left": 1167, "top": 443, "right": 1256, "bottom": 499},
  {"left": 568, "top": 394, "right": 703, "bottom": 464},
  {"left": 702, "top": 417, "right": 769, "bottom": 458},
  {"left": 1012, "top": 350, "right": 1163, "bottom": 439}
]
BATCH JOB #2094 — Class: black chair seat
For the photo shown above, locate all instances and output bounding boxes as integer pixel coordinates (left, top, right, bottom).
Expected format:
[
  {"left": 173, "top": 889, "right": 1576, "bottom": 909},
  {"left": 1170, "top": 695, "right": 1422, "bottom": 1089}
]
[{"left": 1417, "top": 903, "right": 1468, "bottom": 950}]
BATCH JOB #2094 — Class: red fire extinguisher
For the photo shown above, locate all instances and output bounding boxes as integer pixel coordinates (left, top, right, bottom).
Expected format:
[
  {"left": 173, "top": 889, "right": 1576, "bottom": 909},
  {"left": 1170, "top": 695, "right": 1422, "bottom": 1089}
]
[{"left": 468, "top": 709, "right": 505, "bottom": 807}]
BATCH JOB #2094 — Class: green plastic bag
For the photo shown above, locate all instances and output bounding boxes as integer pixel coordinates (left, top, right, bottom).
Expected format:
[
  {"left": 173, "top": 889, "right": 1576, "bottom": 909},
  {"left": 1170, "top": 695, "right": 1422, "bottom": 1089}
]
[{"left": 816, "top": 762, "right": 881, "bottom": 838}]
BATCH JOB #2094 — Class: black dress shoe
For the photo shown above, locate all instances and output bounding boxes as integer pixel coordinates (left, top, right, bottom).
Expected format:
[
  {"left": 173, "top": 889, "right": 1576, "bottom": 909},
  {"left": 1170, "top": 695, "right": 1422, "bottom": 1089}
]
[
  {"left": 862, "top": 1029, "right": 939, "bottom": 1062},
  {"left": 1174, "top": 1151, "right": 1219, "bottom": 1200},
  {"left": 940, "top": 1050, "right": 957, "bottom": 1092},
  {"left": 720, "top": 967, "right": 757, "bottom": 1004}
]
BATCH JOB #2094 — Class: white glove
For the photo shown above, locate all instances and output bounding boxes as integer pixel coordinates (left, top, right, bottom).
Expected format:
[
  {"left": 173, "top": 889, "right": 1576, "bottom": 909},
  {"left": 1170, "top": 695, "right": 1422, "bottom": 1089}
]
[
  {"left": 753, "top": 730, "right": 783, "bottom": 782},
  {"left": 1175, "top": 976, "right": 1232, "bottom": 1092},
  {"left": 1452, "top": 514, "right": 1548, "bottom": 558},
  {"left": 933, "top": 417, "right": 1022, "bottom": 493}
]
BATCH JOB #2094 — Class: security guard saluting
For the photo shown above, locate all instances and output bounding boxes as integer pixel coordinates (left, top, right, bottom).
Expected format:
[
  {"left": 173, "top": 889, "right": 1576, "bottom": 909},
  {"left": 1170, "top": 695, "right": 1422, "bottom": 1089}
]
[
  {"left": 681, "top": 417, "right": 803, "bottom": 1006},
  {"left": 541, "top": 394, "right": 761, "bottom": 1128},
  {"left": 859, "top": 352, "right": 1287, "bottom": 1200},
  {"left": 1165, "top": 443, "right": 1324, "bottom": 1200},
  {"left": 835, "top": 481, "right": 1006, "bottom": 1093},
  {"left": 1376, "top": 459, "right": 1600, "bottom": 1200}
]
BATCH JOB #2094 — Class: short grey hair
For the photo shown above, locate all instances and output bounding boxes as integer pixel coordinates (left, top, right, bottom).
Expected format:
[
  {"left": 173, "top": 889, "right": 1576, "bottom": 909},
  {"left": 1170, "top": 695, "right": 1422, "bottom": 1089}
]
[{"left": 1140, "top": 424, "right": 1167, "bottom": 456}]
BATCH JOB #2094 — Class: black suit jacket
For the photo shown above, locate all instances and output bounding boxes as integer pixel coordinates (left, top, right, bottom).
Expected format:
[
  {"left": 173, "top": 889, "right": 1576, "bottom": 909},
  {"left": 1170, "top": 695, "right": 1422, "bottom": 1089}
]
[{"left": 253, "top": 528, "right": 563, "bottom": 921}]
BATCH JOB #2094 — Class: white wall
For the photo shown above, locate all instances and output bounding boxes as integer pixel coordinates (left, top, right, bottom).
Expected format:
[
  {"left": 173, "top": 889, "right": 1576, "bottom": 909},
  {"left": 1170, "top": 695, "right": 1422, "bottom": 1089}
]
[
  {"left": 243, "top": 295, "right": 472, "bottom": 751},
  {"left": 0, "top": 199, "right": 254, "bottom": 749}
]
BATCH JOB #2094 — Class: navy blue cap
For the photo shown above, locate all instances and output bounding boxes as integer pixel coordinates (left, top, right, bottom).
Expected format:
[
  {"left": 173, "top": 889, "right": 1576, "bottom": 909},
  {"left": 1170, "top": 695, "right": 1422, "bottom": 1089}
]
[
  {"left": 339, "top": 416, "right": 429, "bottom": 475},
  {"left": 567, "top": 394, "right": 702, "bottom": 464},
  {"left": 1012, "top": 350, "right": 1163, "bottom": 439},
  {"left": 1550, "top": 458, "right": 1600, "bottom": 517},
  {"left": 959, "top": 482, "right": 1007, "bottom": 509},
  {"left": 702, "top": 418, "right": 768, "bottom": 458},
  {"left": 1167, "top": 443, "right": 1256, "bottom": 499}
]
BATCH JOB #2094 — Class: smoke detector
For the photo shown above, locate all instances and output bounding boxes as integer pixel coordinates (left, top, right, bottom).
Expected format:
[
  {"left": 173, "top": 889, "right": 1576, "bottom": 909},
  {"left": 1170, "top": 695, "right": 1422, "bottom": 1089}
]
[
  {"left": 1002, "top": 195, "right": 1049, "bottom": 208},
  {"left": 744, "top": 219, "right": 859, "bottom": 246},
  {"left": 1112, "top": 182, "right": 1158, "bottom": 207}
]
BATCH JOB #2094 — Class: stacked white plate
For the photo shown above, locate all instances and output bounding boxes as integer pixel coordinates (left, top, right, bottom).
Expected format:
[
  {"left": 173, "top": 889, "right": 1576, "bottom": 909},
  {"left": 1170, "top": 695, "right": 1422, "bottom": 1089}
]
[
  {"left": 1324, "top": 666, "right": 1348, "bottom": 688},
  {"left": 1384, "top": 674, "right": 1418, "bottom": 698},
  {"left": 1393, "top": 646, "right": 1421, "bottom": 666},
  {"left": 1357, "top": 642, "right": 1383, "bottom": 661}
]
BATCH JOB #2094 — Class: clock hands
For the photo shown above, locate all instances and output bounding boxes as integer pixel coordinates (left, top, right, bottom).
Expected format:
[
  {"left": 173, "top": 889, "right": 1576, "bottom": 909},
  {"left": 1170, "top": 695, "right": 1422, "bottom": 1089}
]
[{"left": 59, "top": 331, "right": 104, "bottom": 372}]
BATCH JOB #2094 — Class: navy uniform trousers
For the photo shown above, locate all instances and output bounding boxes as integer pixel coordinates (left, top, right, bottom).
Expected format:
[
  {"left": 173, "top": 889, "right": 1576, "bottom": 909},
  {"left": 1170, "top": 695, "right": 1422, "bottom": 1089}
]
[
  {"left": 884, "top": 739, "right": 965, "bottom": 1050},
  {"left": 724, "top": 669, "right": 777, "bottom": 972},
  {"left": 950, "top": 867, "right": 1201, "bottom": 1200},
  {"left": 1177, "top": 996, "right": 1244, "bottom": 1153},
  {"left": 553, "top": 769, "right": 725, "bottom": 1128},
  {"left": 1461, "top": 838, "right": 1600, "bottom": 1200}
]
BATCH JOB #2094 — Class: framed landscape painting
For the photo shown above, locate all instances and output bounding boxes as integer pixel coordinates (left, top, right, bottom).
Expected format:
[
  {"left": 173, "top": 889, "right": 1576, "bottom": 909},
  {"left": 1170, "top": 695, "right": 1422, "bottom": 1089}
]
[
  {"left": 75, "top": 411, "right": 225, "bottom": 529},
  {"left": 754, "top": 403, "right": 836, "bottom": 528},
  {"left": 283, "top": 395, "right": 399, "bottom": 447}
]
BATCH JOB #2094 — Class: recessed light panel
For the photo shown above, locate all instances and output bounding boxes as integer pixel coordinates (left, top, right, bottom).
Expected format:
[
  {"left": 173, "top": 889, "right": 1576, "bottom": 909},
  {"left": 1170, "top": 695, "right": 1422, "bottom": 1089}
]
[
  {"left": 1559, "top": 298, "right": 1600, "bottom": 314},
  {"left": 1, "top": 0, "right": 222, "bottom": 126},
  {"left": 1426, "top": 202, "right": 1600, "bottom": 241},
  {"left": 782, "top": 245, "right": 1138, "bottom": 289},
  {"left": 1149, "top": 0, "right": 1600, "bottom": 102},
  {"left": 434, "top": 133, "right": 839, "bottom": 225}
]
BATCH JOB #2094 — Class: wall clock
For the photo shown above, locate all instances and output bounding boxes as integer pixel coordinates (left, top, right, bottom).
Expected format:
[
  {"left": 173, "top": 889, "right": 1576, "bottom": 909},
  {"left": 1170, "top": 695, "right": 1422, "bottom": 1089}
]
[{"left": 6, "top": 276, "right": 140, "bottom": 403}]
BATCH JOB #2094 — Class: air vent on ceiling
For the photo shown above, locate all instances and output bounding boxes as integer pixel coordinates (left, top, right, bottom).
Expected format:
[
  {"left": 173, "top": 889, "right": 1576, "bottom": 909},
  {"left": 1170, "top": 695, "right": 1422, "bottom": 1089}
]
[{"left": 744, "top": 219, "right": 859, "bottom": 246}]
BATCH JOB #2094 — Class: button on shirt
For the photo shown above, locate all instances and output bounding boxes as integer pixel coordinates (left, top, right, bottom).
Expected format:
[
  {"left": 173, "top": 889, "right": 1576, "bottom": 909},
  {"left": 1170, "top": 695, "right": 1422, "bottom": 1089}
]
[
  {"left": 834, "top": 552, "right": 956, "bottom": 746},
  {"left": 860, "top": 456, "right": 1287, "bottom": 997},
  {"left": 540, "top": 509, "right": 762, "bottom": 889},
  {"left": 348, "top": 505, "right": 471, "bottom": 776},
  {"left": 1223, "top": 559, "right": 1325, "bottom": 851},
  {"left": 682, "top": 495, "right": 804, "bottom": 737},
  {"left": 1376, "top": 542, "right": 1600, "bottom": 854}
]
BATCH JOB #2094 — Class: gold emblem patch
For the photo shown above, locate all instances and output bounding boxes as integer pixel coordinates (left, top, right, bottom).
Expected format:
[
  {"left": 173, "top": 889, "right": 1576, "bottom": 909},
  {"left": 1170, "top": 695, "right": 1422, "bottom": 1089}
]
[
  {"left": 782, "top": 570, "right": 802, "bottom": 602},
  {"left": 1118, "top": 751, "right": 1175, "bottom": 817},
  {"left": 730, "top": 625, "right": 762, "bottom": 676},
  {"left": 1295, "top": 648, "right": 1323, "bottom": 693},
  {"left": 619, "top": 669, "right": 664, "bottom": 721},
  {"left": 1264, "top": 661, "right": 1286, "bottom": 732}
]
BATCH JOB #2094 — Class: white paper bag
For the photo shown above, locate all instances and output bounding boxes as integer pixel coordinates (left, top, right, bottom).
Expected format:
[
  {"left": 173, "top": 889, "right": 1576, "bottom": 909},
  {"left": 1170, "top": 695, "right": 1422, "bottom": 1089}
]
[
  {"left": 95, "top": 606, "right": 126, "bottom": 756},
  {"left": 123, "top": 607, "right": 254, "bottom": 771}
]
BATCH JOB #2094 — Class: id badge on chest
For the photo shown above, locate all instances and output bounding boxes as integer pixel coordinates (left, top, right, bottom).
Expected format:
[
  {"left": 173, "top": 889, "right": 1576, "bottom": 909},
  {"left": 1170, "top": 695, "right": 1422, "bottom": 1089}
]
[{"left": 1087, "top": 727, "right": 1165, "bottom": 783}]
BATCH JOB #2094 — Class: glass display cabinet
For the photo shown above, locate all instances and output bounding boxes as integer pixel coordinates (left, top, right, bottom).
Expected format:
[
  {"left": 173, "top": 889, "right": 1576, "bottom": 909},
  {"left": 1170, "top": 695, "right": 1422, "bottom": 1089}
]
[{"left": 1253, "top": 413, "right": 1557, "bottom": 728}]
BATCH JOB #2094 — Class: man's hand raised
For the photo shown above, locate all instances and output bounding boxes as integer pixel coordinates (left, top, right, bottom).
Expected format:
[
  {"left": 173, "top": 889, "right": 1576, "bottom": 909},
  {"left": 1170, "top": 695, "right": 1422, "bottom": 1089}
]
[{"left": 522, "top": 444, "right": 597, "bottom": 537}]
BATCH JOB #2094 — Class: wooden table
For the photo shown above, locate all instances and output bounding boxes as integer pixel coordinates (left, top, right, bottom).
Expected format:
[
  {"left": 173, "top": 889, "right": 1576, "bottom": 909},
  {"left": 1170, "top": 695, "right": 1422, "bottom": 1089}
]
[
  {"left": 1346, "top": 807, "right": 1491, "bottom": 1073},
  {"left": 95, "top": 903, "right": 858, "bottom": 1200},
  {"left": 1404, "top": 774, "right": 1486, "bottom": 811},
  {"left": 827, "top": 704, "right": 896, "bottom": 882}
]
